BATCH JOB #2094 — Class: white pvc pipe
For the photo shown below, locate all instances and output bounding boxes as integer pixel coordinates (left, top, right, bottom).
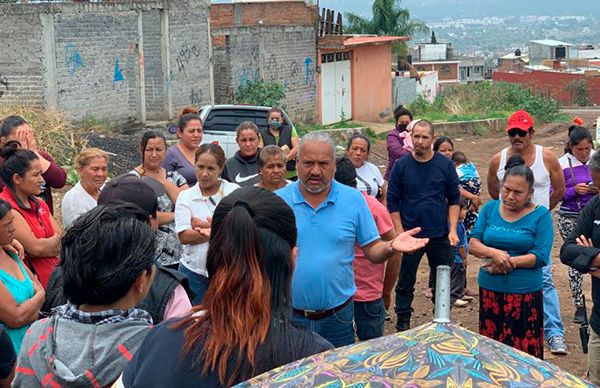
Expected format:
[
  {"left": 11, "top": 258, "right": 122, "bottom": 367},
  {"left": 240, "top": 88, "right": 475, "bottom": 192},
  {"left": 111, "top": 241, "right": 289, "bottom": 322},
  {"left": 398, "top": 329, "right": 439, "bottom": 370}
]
[{"left": 433, "top": 265, "right": 451, "bottom": 323}]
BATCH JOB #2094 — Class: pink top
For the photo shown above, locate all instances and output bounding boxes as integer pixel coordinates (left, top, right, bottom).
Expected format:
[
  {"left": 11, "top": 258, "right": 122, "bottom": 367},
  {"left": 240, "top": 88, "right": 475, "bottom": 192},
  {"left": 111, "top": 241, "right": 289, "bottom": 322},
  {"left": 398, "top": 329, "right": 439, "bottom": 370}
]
[
  {"left": 163, "top": 284, "right": 192, "bottom": 320},
  {"left": 353, "top": 193, "right": 394, "bottom": 302}
]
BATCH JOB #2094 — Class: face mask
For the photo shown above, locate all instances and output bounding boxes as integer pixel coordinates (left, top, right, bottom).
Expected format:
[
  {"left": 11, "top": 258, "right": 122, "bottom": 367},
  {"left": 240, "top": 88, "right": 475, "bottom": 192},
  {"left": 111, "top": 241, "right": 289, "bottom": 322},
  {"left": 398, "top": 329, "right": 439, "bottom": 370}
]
[
  {"left": 397, "top": 123, "right": 408, "bottom": 132},
  {"left": 269, "top": 120, "right": 282, "bottom": 130}
]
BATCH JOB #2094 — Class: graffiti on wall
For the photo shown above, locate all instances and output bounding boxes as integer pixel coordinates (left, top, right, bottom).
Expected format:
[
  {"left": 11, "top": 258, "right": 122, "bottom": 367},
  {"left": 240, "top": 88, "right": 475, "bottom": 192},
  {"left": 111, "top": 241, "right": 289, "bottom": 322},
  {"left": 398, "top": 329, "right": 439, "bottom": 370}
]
[
  {"left": 113, "top": 59, "right": 125, "bottom": 84},
  {"left": 237, "top": 56, "right": 315, "bottom": 89},
  {"left": 238, "top": 67, "right": 260, "bottom": 86},
  {"left": 65, "top": 44, "right": 84, "bottom": 76},
  {"left": 190, "top": 88, "right": 203, "bottom": 105},
  {"left": 175, "top": 43, "right": 201, "bottom": 74},
  {"left": 0, "top": 75, "right": 8, "bottom": 98},
  {"left": 304, "top": 57, "right": 313, "bottom": 85}
]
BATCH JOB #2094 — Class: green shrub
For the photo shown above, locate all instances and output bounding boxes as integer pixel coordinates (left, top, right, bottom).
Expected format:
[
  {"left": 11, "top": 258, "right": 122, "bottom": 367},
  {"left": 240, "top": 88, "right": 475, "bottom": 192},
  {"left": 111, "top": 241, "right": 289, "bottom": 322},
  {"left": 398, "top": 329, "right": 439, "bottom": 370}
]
[
  {"left": 408, "top": 82, "right": 563, "bottom": 124},
  {"left": 235, "top": 79, "right": 287, "bottom": 109}
]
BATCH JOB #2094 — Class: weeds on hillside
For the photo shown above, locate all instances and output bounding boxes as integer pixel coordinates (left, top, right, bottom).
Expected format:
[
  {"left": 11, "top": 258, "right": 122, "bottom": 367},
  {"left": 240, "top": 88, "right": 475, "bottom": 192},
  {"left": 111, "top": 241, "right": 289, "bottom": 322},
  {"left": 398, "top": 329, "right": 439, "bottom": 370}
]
[
  {"left": 409, "top": 82, "right": 565, "bottom": 124},
  {"left": 0, "top": 106, "right": 89, "bottom": 168}
]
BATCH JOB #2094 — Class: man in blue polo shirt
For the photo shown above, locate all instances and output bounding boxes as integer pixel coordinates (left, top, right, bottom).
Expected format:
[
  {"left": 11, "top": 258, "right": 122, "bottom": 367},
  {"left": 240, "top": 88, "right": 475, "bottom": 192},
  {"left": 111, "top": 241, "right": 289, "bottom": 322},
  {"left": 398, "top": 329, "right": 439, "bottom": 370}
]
[
  {"left": 277, "top": 132, "right": 428, "bottom": 347},
  {"left": 387, "top": 119, "right": 460, "bottom": 332}
]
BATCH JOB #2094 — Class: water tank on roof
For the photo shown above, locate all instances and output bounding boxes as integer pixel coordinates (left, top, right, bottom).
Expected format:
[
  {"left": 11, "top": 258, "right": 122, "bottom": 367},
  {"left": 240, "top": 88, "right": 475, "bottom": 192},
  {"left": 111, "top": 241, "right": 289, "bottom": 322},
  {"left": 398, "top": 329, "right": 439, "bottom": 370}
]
[{"left": 515, "top": 49, "right": 521, "bottom": 57}]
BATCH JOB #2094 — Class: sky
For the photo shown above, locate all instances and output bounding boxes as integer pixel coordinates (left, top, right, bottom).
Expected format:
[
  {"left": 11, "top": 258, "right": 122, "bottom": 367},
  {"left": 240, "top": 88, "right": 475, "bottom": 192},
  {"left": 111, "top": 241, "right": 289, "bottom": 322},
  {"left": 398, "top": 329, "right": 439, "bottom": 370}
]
[{"left": 317, "top": 0, "right": 599, "bottom": 21}]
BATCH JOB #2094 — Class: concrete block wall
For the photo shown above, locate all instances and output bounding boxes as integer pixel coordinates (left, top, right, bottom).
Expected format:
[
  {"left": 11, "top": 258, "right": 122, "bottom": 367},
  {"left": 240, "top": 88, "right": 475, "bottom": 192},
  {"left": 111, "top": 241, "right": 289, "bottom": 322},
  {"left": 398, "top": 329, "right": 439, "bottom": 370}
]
[
  {"left": 211, "top": 1, "right": 319, "bottom": 124},
  {"left": 142, "top": 10, "right": 166, "bottom": 120},
  {"left": 53, "top": 11, "right": 141, "bottom": 125},
  {"left": 0, "top": 0, "right": 212, "bottom": 128},
  {"left": 168, "top": 7, "right": 212, "bottom": 116},
  {"left": 0, "top": 10, "right": 46, "bottom": 107}
]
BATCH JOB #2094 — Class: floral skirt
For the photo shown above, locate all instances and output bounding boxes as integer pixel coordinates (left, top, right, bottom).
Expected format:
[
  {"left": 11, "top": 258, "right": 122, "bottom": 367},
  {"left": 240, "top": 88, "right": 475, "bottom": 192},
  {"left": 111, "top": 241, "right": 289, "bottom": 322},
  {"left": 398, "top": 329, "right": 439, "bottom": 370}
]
[{"left": 479, "top": 287, "right": 544, "bottom": 359}]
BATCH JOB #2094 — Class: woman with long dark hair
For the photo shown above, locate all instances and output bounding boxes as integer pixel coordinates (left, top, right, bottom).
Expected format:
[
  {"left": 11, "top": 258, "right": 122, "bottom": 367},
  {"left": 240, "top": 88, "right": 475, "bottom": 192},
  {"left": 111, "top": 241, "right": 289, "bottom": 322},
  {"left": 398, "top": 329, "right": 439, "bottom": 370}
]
[
  {"left": 131, "top": 131, "right": 188, "bottom": 269},
  {"left": 0, "top": 115, "right": 67, "bottom": 214},
  {"left": 557, "top": 125, "right": 595, "bottom": 323},
  {"left": 0, "top": 141, "right": 61, "bottom": 288},
  {"left": 122, "top": 187, "right": 333, "bottom": 387}
]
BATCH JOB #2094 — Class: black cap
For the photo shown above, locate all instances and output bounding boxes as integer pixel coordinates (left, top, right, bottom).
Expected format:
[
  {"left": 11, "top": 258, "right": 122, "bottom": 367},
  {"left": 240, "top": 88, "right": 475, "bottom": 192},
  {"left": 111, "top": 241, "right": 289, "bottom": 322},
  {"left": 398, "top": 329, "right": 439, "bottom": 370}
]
[{"left": 98, "top": 174, "right": 165, "bottom": 215}]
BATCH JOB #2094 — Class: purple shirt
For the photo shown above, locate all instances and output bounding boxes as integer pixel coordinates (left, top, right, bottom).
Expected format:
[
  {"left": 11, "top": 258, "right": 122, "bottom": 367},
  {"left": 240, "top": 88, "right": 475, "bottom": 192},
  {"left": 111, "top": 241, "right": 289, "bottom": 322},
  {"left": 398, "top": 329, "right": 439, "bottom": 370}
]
[
  {"left": 384, "top": 127, "right": 411, "bottom": 180},
  {"left": 558, "top": 152, "right": 595, "bottom": 214},
  {"left": 162, "top": 145, "right": 197, "bottom": 186}
]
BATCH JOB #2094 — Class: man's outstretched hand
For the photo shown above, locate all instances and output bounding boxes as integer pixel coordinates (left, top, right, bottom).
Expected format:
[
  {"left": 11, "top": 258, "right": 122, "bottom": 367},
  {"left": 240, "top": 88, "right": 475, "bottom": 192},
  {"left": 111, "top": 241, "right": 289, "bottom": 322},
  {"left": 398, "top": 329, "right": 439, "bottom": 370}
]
[{"left": 391, "top": 227, "right": 429, "bottom": 254}]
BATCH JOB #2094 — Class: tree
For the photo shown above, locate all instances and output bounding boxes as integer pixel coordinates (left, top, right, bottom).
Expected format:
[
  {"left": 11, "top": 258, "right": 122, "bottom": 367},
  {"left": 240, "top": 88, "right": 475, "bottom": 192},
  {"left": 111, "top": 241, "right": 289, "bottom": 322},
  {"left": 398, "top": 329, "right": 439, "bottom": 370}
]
[
  {"left": 431, "top": 30, "right": 437, "bottom": 44},
  {"left": 344, "top": 0, "right": 429, "bottom": 59}
]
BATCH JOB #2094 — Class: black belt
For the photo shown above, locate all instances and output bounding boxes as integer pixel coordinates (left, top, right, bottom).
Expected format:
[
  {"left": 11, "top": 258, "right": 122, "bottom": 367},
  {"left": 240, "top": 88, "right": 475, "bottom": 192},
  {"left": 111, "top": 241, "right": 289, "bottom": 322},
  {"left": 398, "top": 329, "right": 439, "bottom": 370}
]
[{"left": 293, "top": 297, "right": 352, "bottom": 320}]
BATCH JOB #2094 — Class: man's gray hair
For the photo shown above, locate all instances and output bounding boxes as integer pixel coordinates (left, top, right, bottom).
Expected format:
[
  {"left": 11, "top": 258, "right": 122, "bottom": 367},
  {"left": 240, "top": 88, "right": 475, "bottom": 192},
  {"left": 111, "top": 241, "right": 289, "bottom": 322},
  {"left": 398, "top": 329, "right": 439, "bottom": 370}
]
[
  {"left": 589, "top": 151, "right": 600, "bottom": 173},
  {"left": 298, "top": 131, "right": 336, "bottom": 159}
]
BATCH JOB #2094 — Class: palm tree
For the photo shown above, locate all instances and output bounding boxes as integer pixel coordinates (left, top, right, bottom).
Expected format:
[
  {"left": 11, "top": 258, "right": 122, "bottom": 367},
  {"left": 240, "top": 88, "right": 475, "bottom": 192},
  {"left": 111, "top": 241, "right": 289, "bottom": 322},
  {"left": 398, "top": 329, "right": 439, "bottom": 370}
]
[{"left": 344, "top": 0, "right": 429, "bottom": 59}]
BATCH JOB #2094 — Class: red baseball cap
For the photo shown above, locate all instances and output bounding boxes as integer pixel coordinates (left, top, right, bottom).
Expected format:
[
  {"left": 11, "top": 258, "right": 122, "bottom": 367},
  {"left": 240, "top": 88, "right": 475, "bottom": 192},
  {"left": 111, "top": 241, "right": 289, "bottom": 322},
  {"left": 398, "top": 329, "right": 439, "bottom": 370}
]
[{"left": 506, "top": 110, "right": 534, "bottom": 131}]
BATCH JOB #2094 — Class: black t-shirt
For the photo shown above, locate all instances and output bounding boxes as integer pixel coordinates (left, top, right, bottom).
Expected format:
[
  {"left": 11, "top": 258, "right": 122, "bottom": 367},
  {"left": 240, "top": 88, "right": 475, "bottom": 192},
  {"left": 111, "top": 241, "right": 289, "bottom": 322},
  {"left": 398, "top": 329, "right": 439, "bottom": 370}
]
[
  {"left": 0, "top": 327, "right": 16, "bottom": 380},
  {"left": 122, "top": 317, "right": 332, "bottom": 387}
]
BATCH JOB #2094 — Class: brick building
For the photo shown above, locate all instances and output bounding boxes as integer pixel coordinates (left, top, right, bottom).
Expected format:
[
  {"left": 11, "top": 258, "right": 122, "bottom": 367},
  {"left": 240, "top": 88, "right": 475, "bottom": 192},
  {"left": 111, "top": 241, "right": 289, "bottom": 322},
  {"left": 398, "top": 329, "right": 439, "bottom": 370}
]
[
  {"left": 493, "top": 70, "right": 600, "bottom": 106},
  {"left": 210, "top": 1, "right": 319, "bottom": 123}
]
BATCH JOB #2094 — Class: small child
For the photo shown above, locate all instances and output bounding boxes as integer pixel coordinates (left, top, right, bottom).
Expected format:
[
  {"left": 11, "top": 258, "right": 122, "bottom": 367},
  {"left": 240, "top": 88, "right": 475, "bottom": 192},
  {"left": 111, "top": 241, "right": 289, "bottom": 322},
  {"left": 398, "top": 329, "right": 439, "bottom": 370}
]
[
  {"left": 451, "top": 199, "right": 471, "bottom": 307},
  {"left": 452, "top": 151, "right": 482, "bottom": 232}
]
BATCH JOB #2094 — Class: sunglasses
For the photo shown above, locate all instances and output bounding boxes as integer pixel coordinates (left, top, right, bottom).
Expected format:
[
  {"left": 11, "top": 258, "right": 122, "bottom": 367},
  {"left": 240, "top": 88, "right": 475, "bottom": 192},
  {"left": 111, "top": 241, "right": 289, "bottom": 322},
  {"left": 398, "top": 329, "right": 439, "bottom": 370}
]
[{"left": 508, "top": 129, "right": 529, "bottom": 138}]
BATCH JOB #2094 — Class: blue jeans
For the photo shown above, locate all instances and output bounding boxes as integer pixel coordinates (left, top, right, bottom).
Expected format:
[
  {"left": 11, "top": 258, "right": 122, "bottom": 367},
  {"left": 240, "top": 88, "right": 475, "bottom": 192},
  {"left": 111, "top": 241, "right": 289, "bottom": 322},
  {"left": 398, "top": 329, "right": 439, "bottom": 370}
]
[
  {"left": 543, "top": 258, "right": 564, "bottom": 339},
  {"left": 292, "top": 301, "right": 355, "bottom": 348},
  {"left": 178, "top": 264, "right": 208, "bottom": 306},
  {"left": 354, "top": 299, "right": 385, "bottom": 341}
]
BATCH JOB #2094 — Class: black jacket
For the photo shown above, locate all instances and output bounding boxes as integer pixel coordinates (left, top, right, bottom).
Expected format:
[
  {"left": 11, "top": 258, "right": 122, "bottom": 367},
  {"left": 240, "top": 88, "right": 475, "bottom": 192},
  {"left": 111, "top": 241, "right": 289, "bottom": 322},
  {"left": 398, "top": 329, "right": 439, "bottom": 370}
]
[
  {"left": 221, "top": 151, "right": 260, "bottom": 187},
  {"left": 42, "top": 265, "right": 191, "bottom": 324},
  {"left": 122, "top": 317, "right": 333, "bottom": 387},
  {"left": 560, "top": 195, "right": 600, "bottom": 335},
  {"left": 260, "top": 127, "right": 296, "bottom": 172}
]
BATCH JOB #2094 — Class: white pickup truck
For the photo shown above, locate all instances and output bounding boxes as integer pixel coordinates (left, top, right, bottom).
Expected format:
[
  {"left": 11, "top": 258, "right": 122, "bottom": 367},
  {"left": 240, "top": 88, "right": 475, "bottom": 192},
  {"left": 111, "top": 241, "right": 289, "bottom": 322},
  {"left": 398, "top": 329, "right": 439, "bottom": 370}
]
[{"left": 170, "top": 104, "right": 296, "bottom": 158}]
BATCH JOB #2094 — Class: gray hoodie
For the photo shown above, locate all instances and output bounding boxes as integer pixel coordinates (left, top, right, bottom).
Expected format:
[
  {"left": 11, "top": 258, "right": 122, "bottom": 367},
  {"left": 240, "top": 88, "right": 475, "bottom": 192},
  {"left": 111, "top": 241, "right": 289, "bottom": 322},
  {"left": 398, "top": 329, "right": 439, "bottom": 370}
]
[{"left": 12, "top": 306, "right": 151, "bottom": 387}]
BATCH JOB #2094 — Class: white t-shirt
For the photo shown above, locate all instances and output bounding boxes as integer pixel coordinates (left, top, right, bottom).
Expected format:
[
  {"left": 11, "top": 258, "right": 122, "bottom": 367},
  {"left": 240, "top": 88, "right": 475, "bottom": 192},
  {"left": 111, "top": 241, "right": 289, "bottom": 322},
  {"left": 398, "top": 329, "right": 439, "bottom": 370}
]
[
  {"left": 355, "top": 161, "right": 384, "bottom": 197},
  {"left": 174, "top": 180, "right": 239, "bottom": 276},
  {"left": 61, "top": 181, "right": 98, "bottom": 228}
]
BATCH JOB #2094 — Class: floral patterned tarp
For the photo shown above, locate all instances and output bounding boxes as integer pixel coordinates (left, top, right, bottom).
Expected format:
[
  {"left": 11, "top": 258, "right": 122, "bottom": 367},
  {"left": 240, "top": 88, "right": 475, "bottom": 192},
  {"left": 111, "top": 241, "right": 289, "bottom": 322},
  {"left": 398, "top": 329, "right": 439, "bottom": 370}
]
[{"left": 238, "top": 322, "right": 593, "bottom": 387}]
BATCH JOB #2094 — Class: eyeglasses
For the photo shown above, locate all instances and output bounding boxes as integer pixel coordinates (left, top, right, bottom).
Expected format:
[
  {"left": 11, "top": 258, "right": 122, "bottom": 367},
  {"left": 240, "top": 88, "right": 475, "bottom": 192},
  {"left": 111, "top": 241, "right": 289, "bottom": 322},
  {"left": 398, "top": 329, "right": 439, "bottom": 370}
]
[{"left": 508, "top": 129, "right": 529, "bottom": 138}]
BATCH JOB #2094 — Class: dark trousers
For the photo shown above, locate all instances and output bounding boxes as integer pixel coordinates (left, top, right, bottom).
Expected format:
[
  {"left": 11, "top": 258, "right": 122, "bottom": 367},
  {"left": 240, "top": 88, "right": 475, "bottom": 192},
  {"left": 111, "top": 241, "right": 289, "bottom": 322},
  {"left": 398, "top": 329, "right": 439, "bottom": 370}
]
[
  {"left": 354, "top": 299, "right": 385, "bottom": 341},
  {"left": 292, "top": 301, "right": 355, "bottom": 348},
  {"left": 450, "top": 262, "right": 466, "bottom": 303},
  {"left": 395, "top": 236, "right": 453, "bottom": 317}
]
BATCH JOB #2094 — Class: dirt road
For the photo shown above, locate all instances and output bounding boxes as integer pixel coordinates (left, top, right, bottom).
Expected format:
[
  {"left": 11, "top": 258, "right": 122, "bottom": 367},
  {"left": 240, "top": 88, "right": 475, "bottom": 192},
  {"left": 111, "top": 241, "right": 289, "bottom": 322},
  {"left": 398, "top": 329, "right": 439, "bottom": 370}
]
[{"left": 370, "top": 112, "right": 600, "bottom": 377}]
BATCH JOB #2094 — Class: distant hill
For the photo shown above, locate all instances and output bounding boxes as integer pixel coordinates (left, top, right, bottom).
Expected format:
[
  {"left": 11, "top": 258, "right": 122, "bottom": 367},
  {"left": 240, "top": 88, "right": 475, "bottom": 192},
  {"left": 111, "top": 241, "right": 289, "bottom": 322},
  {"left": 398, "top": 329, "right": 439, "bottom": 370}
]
[{"left": 319, "top": 0, "right": 600, "bottom": 21}]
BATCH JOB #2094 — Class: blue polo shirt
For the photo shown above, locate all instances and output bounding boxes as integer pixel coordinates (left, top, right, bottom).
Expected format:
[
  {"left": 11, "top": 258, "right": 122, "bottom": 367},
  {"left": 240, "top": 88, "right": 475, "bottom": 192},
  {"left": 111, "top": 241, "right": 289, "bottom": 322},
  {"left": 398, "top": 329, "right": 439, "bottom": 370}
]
[{"left": 276, "top": 180, "right": 379, "bottom": 310}]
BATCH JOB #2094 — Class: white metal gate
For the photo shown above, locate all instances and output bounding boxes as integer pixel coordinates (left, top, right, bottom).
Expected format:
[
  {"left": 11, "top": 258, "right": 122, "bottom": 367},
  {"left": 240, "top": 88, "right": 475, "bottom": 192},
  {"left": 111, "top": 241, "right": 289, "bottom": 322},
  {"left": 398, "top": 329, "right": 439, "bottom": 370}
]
[{"left": 321, "top": 52, "right": 352, "bottom": 125}]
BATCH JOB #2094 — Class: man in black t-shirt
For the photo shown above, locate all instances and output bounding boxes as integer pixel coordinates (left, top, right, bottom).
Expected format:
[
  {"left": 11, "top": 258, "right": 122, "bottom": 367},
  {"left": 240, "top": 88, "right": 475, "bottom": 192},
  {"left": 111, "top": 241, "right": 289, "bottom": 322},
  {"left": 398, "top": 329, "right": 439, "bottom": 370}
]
[{"left": 387, "top": 120, "right": 460, "bottom": 331}]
